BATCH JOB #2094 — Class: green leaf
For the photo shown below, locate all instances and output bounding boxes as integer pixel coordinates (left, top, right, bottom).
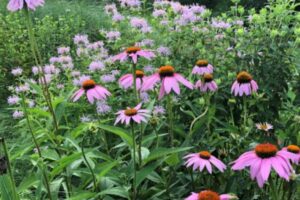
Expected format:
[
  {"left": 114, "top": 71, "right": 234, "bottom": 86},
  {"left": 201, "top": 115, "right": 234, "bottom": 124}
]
[
  {"left": 136, "top": 160, "right": 163, "bottom": 187},
  {"left": 144, "top": 147, "right": 192, "bottom": 164},
  {"left": 0, "top": 175, "right": 19, "bottom": 200},
  {"left": 165, "top": 153, "right": 180, "bottom": 166},
  {"left": 17, "top": 175, "right": 38, "bottom": 193},
  {"left": 67, "top": 192, "right": 96, "bottom": 200},
  {"left": 97, "top": 124, "right": 133, "bottom": 147},
  {"left": 50, "top": 152, "right": 84, "bottom": 177},
  {"left": 96, "top": 187, "right": 129, "bottom": 199}
]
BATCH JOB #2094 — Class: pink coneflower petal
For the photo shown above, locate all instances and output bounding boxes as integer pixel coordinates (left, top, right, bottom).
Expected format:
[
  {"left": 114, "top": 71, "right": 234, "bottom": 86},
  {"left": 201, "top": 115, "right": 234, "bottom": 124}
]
[
  {"left": 260, "top": 159, "right": 272, "bottom": 181},
  {"left": 174, "top": 74, "right": 193, "bottom": 89},
  {"left": 71, "top": 89, "right": 85, "bottom": 102},
  {"left": 112, "top": 52, "right": 128, "bottom": 62},
  {"left": 158, "top": 84, "right": 166, "bottom": 100},
  {"left": 129, "top": 53, "right": 138, "bottom": 64},
  {"left": 250, "top": 158, "right": 261, "bottom": 180},
  {"left": 164, "top": 77, "right": 180, "bottom": 94},
  {"left": 142, "top": 74, "right": 160, "bottom": 91}
]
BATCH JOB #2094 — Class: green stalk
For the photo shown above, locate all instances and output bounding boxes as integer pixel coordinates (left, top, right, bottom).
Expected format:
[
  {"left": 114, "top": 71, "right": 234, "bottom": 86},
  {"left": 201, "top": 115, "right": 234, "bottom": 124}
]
[
  {"left": 243, "top": 96, "right": 247, "bottom": 127},
  {"left": 167, "top": 95, "right": 174, "bottom": 147},
  {"left": 130, "top": 123, "right": 137, "bottom": 200},
  {"left": 269, "top": 177, "right": 279, "bottom": 200},
  {"left": 20, "top": 94, "right": 53, "bottom": 200},
  {"left": 0, "top": 138, "right": 19, "bottom": 199},
  {"left": 24, "top": 9, "right": 71, "bottom": 195},
  {"left": 81, "top": 137, "right": 98, "bottom": 193}
]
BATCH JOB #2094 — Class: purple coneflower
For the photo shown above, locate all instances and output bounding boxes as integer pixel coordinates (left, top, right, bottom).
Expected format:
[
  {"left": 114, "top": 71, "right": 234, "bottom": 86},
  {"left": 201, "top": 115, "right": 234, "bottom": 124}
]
[
  {"left": 192, "top": 60, "right": 213, "bottom": 75},
  {"left": 184, "top": 151, "right": 226, "bottom": 173},
  {"left": 7, "top": 0, "right": 44, "bottom": 12},
  {"left": 185, "top": 190, "right": 237, "bottom": 200},
  {"left": 195, "top": 74, "right": 218, "bottom": 92},
  {"left": 71, "top": 79, "right": 111, "bottom": 104},
  {"left": 232, "top": 143, "right": 297, "bottom": 188},
  {"left": 231, "top": 71, "right": 258, "bottom": 96},
  {"left": 142, "top": 65, "right": 193, "bottom": 99},
  {"left": 119, "top": 70, "right": 146, "bottom": 90},
  {"left": 115, "top": 103, "right": 150, "bottom": 125},
  {"left": 112, "top": 46, "right": 155, "bottom": 64},
  {"left": 283, "top": 145, "right": 300, "bottom": 164}
]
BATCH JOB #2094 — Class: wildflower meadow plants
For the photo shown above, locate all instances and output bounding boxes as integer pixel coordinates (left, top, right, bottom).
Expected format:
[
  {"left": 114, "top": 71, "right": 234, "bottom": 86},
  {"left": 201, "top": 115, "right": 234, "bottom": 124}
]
[{"left": 2, "top": 0, "right": 300, "bottom": 199}]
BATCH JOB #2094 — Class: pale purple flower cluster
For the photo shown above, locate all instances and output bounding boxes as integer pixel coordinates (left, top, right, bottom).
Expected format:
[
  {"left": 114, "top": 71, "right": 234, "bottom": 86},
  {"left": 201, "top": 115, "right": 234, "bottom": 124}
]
[
  {"left": 101, "top": 74, "right": 116, "bottom": 84},
  {"left": 13, "top": 110, "right": 24, "bottom": 119},
  {"left": 105, "top": 31, "right": 121, "bottom": 41},
  {"left": 89, "top": 61, "right": 105, "bottom": 72},
  {"left": 140, "top": 92, "right": 150, "bottom": 103},
  {"left": 111, "top": 70, "right": 121, "bottom": 76},
  {"left": 96, "top": 100, "right": 112, "bottom": 115},
  {"left": 153, "top": 105, "right": 165, "bottom": 115},
  {"left": 112, "top": 13, "right": 125, "bottom": 22},
  {"left": 7, "top": 96, "right": 20, "bottom": 105},
  {"left": 157, "top": 46, "right": 171, "bottom": 56},
  {"left": 153, "top": 9, "right": 166, "bottom": 18},
  {"left": 73, "top": 75, "right": 91, "bottom": 86},
  {"left": 32, "top": 66, "right": 41, "bottom": 75},
  {"left": 57, "top": 84, "right": 64, "bottom": 89},
  {"left": 73, "top": 34, "right": 89, "bottom": 46},
  {"left": 104, "top": 4, "right": 117, "bottom": 15},
  {"left": 130, "top": 17, "right": 152, "bottom": 33},
  {"left": 44, "top": 64, "right": 60, "bottom": 75},
  {"left": 118, "top": 0, "right": 141, "bottom": 8},
  {"left": 38, "top": 74, "right": 52, "bottom": 85},
  {"left": 87, "top": 41, "right": 104, "bottom": 50},
  {"left": 136, "top": 39, "right": 154, "bottom": 47},
  {"left": 11, "top": 67, "right": 23, "bottom": 76},
  {"left": 234, "top": 20, "right": 244, "bottom": 26},
  {"left": 143, "top": 65, "right": 154, "bottom": 73},
  {"left": 57, "top": 47, "right": 70, "bottom": 55},
  {"left": 16, "top": 83, "right": 30, "bottom": 93},
  {"left": 80, "top": 115, "right": 92, "bottom": 123},
  {"left": 71, "top": 71, "right": 81, "bottom": 77},
  {"left": 211, "top": 19, "right": 231, "bottom": 29},
  {"left": 27, "top": 100, "right": 35, "bottom": 108}
]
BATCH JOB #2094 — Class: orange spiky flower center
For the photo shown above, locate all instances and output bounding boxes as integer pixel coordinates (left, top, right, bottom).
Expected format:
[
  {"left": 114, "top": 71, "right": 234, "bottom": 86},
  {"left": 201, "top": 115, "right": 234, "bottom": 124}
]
[
  {"left": 126, "top": 46, "right": 141, "bottom": 54},
  {"left": 198, "top": 190, "right": 220, "bottom": 200},
  {"left": 136, "top": 70, "right": 144, "bottom": 78},
  {"left": 255, "top": 143, "right": 278, "bottom": 158},
  {"left": 82, "top": 79, "right": 96, "bottom": 90},
  {"left": 196, "top": 60, "right": 209, "bottom": 67},
  {"left": 203, "top": 74, "right": 213, "bottom": 83},
  {"left": 237, "top": 71, "right": 252, "bottom": 83},
  {"left": 199, "top": 151, "right": 211, "bottom": 160},
  {"left": 124, "top": 108, "right": 138, "bottom": 116},
  {"left": 287, "top": 145, "right": 300, "bottom": 154},
  {"left": 159, "top": 65, "right": 175, "bottom": 77}
]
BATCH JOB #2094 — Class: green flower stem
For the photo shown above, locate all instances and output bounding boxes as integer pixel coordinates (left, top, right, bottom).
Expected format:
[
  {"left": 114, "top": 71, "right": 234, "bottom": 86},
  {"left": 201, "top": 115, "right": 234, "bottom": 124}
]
[
  {"left": 24, "top": 9, "right": 72, "bottom": 195},
  {"left": 24, "top": 9, "right": 59, "bottom": 133},
  {"left": 131, "top": 62, "right": 139, "bottom": 103},
  {"left": 243, "top": 96, "right": 248, "bottom": 127},
  {"left": 269, "top": 177, "right": 279, "bottom": 200},
  {"left": 0, "top": 138, "right": 19, "bottom": 199},
  {"left": 167, "top": 95, "right": 174, "bottom": 147},
  {"left": 81, "top": 137, "right": 98, "bottom": 193},
  {"left": 20, "top": 94, "right": 52, "bottom": 200},
  {"left": 130, "top": 123, "right": 137, "bottom": 200}
]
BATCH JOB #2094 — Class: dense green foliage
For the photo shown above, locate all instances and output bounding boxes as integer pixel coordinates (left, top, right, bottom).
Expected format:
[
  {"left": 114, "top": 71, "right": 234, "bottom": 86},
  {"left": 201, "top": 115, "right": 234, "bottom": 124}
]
[{"left": 1, "top": 0, "right": 300, "bottom": 199}]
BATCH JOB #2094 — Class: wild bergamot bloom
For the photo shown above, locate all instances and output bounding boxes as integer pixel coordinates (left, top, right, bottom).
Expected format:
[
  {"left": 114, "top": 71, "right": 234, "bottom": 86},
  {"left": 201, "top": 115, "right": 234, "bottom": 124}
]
[
  {"left": 256, "top": 122, "right": 273, "bottom": 132},
  {"left": 195, "top": 74, "right": 218, "bottom": 92},
  {"left": 184, "top": 151, "right": 226, "bottom": 173},
  {"left": 71, "top": 79, "right": 111, "bottom": 104},
  {"left": 142, "top": 65, "right": 193, "bottom": 99},
  {"left": 185, "top": 190, "right": 237, "bottom": 200},
  {"left": 282, "top": 145, "right": 300, "bottom": 164},
  {"left": 112, "top": 46, "right": 155, "bottom": 64},
  {"left": 232, "top": 143, "right": 297, "bottom": 188},
  {"left": 192, "top": 60, "right": 214, "bottom": 75},
  {"left": 115, "top": 103, "right": 150, "bottom": 125},
  {"left": 119, "top": 70, "right": 148, "bottom": 90},
  {"left": 7, "top": 0, "right": 44, "bottom": 12},
  {"left": 231, "top": 71, "right": 258, "bottom": 96}
]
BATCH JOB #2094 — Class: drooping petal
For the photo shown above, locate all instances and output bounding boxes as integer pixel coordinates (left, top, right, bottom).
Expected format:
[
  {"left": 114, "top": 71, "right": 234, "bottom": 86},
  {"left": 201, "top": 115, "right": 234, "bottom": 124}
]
[
  {"left": 7, "top": 0, "right": 24, "bottom": 11},
  {"left": 141, "top": 73, "right": 160, "bottom": 91},
  {"left": 260, "top": 159, "right": 272, "bottom": 181},
  {"left": 71, "top": 89, "right": 85, "bottom": 102},
  {"left": 112, "top": 52, "right": 128, "bottom": 63},
  {"left": 174, "top": 74, "right": 193, "bottom": 89}
]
